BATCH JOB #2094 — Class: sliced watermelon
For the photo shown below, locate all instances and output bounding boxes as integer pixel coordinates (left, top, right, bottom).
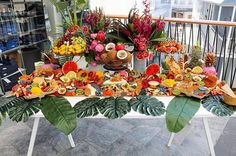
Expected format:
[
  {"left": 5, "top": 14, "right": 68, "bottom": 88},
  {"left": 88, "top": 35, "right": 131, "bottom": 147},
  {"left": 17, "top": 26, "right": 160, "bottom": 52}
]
[
  {"left": 62, "top": 61, "right": 78, "bottom": 74},
  {"left": 145, "top": 64, "right": 160, "bottom": 76}
]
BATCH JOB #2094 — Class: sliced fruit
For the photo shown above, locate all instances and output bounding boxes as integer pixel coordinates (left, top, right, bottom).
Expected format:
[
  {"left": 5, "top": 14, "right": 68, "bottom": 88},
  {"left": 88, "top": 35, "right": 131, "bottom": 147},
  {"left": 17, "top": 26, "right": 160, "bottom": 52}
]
[
  {"left": 31, "top": 87, "right": 42, "bottom": 95},
  {"left": 184, "top": 68, "right": 192, "bottom": 73},
  {"left": 172, "top": 89, "right": 181, "bottom": 96},
  {"left": 39, "top": 81, "right": 47, "bottom": 89},
  {"left": 148, "top": 81, "right": 159, "bottom": 89},
  {"left": 60, "top": 76, "right": 71, "bottom": 83},
  {"left": 66, "top": 71, "right": 77, "bottom": 79},
  {"left": 193, "top": 76, "right": 202, "bottom": 82},
  {"left": 192, "top": 66, "right": 203, "bottom": 74},
  {"left": 58, "top": 87, "right": 67, "bottom": 95},
  {"left": 12, "top": 84, "right": 20, "bottom": 92},
  {"left": 117, "top": 50, "right": 128, "bottom": 60},
  {"left": 96, "top": 71, "right": 104, "bottom": 78},
  {"left": 203, "top": 75, "right": 218, "bottom": 88},
  {"left": 175, "top": 74, "right": 183, "bottom": 81},
  {"left": 145, "top": 64, "right": 160, "bottom": 76},
  {"left": 33, "top": 77, "right": 45, "bottom": 84},
  {"left": 84, "top": 88, "right": 91, "bottom": 96},
  {"left": 62, "top": 61, "right": 78, "bottom": 74},
  {"left": 105, "top": 43, "right": 116, "bottom": 51},
  {"left": 76, "top": 89, "right": 85, "bottom": 95}
]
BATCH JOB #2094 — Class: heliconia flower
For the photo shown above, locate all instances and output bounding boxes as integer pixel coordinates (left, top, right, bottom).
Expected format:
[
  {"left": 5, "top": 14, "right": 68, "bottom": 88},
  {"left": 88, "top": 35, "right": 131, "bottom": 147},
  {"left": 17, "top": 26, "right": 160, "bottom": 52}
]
[
  {"left": 95, "top": 55, "right": 101, "bottom": 61},
  {"left": 90, "top": 61, "right": 97, "bottom": 67},
  {"left": 90, "top": 33, "right": 97, "bottom": 39},
  {"left": 90, "top": 40, "right": 98, "bottom": 50},
  {"left": 95, "top": 44, "right": 104, "bottom": 52}
]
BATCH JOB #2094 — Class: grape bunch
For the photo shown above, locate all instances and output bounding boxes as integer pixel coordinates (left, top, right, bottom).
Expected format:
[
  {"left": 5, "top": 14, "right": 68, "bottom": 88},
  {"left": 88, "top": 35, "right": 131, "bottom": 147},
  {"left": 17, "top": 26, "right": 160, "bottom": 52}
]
[{"left": 56, "top": 34, "right": 73, "bottom": 47}]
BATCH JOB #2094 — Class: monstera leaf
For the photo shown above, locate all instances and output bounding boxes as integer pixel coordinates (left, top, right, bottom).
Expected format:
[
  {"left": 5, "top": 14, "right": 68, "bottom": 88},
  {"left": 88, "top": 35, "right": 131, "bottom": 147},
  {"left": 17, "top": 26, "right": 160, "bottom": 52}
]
[
  {"left": 41, "top": 96, "right": 76, "bottom": 135},
  {"left": 8, "top": 97, "right": 41, "bottom": 122},
  {"left": 130, "top": 95, "right": 165, "bottom": 116},
  {"left": 202, "top": 95, "right": 235, "bottom": 116},
  {"left": 166, "top": 96, "right": 200, "bottom": 133},
  {"left": 74, "top": 97, "right": 100, "bottom": 118},
  {"left": 0, "top": 96, "right": 19, "bottom": 113},
  {"left": 97, "top": 97, "right": 130, "bottom": 119}
]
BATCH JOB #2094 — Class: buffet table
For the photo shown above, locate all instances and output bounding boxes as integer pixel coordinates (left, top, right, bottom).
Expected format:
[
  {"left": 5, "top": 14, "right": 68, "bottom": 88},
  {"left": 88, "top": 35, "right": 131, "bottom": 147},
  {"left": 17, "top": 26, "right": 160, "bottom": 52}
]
[{"left": 27, "top": 96, "right": 226, "bottom": 156}]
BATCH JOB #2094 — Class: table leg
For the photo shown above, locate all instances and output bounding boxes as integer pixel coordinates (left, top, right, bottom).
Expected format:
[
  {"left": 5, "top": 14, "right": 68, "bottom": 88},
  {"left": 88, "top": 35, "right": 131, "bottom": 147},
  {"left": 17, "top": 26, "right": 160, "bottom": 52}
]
[
  {"left": 167, "top": 132, "right": 175, "bottom": 147},
  {"left": 203, "top": 117, "right": 216, "bottom": 156},
  {"left": 68, "top": 134, "right": 75, "bottom": 147},
  {"left": 27, "top": 117, "right": 40, "bottom": 156}
]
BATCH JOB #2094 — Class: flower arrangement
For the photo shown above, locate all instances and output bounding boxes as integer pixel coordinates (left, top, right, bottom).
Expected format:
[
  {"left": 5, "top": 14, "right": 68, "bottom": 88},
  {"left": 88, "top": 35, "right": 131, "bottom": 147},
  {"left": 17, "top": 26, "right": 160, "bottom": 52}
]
[
  {"left": 84, "top": 30, "right": 106, "bottom": 66},
  {"left": 108, "top": 0, "right": 166, "bottom": 60},
  {"left": 85, "top": 8, "right": 110, "bottom": 33}
]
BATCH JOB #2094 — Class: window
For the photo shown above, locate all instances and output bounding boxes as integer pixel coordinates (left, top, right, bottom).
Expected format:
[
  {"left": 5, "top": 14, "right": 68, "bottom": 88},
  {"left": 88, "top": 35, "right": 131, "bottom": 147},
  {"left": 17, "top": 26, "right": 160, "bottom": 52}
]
[{"left": 220, "top": 6, "right": 234, "bottom": 21}]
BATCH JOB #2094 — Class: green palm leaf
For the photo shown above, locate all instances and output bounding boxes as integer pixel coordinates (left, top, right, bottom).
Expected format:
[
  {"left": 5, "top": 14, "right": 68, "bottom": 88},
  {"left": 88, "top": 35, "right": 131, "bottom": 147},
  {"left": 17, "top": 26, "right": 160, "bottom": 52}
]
[
  {"left": 8, "top": 97, "right": 41, "bottom": 122},
  {"left": 74, "top": 97, "right": 100, "bottom": 118},
  {"left": 41, "top": 96, "right": 77, "bottom": 135},
  {"left": 202, "top": 95, "right": 235, "bottom": 116},
  {"left": 166, "top": 96, "right": 200, "bottom": 133},
  {"left": 130, "top": 95, "right": 165, "bottom": 116},
  {"left": 97, "top": 97, "right": 130, "bottom": 119}
]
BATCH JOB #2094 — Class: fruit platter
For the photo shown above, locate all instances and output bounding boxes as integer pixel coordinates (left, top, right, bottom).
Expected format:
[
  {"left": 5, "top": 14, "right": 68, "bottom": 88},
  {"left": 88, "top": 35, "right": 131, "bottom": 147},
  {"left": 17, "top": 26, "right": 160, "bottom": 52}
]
[
  {"left": 8, "top": 49, "right": 224, "bottom": 100},
  {"left": 155, "top": 40, "right": 183, "bottom": 53},
  {"left": 1, "top": 0, "right": 236, "bottom": 137}
]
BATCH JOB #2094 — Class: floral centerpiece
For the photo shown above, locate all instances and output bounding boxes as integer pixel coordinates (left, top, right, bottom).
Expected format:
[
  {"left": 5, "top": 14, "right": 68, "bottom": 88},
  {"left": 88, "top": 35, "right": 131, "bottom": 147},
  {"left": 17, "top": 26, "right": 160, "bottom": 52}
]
[{"left": 108, "top": 0, "right": 166, "bottom": 61}]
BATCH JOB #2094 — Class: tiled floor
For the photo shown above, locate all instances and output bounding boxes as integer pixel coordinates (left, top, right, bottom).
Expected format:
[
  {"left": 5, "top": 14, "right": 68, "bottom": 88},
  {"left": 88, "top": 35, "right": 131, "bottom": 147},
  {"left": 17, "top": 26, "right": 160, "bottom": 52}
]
[{"left": 0, "top": 117, "right": 233, "bottom": 156}]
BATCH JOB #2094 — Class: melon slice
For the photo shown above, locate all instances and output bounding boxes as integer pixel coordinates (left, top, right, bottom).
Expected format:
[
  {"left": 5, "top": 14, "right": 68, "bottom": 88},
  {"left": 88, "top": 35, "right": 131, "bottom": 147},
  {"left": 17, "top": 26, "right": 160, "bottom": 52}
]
[
  {"left": 62, "top": 61, "right": 78, "bottom": 74},
  {"left": 145, "top": 64, "right": 160, "bottom": 76}
]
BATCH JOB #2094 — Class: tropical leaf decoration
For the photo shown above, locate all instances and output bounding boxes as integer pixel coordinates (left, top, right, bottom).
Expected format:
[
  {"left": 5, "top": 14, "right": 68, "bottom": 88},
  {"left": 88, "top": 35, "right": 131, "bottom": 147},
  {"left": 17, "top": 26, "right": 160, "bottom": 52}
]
[
  {"left": 202, "top": 95, "right": 236, "bottom": 116},
  {"left": 74, "top": 97, "right": 100, "bottom": 118},
  {"left": 41, "top": 96, "right": 77, "bottom": 135},
  {"left": 166, "top": 96, "right": 200, "bottom": 133},
  {"left": 50, "top": 0, "right": 87, "bottom": 26},
  {"left": 0, "top": 96, "right": 20, "bottom": 125},
  {"left": 130, "top": 95, "right": 165, "bottom": 116},
  {"left": 97, "top": 97, "right": 130, "bottom": 119},
  {"left": 8, "top": 97, "right": 41, "bottom": 122}
]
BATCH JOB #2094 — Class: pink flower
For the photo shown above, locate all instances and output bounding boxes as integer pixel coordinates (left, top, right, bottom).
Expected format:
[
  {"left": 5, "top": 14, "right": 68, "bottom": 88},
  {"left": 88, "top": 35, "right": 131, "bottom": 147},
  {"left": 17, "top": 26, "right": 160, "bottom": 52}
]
[
  {"left": 90, "top": 33, "right": 97, "bottom": 39},
  {"left": 95, "top": 44, "right": 104, "bottom": 52},
  {"left": 90, "top": 61, "right": 97, "bottom": 67},
  {"left": 139, "top": 37, "right": 146, "bottom": 43},
  {"left": 138, "top": 43, "right": 146, "bottom": 51},
  {"left": 95, "top": 55, "right": 101, "bottom": 61},
  {"left": 90, "top": 40, "right": 98, "bottom": 50}
]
